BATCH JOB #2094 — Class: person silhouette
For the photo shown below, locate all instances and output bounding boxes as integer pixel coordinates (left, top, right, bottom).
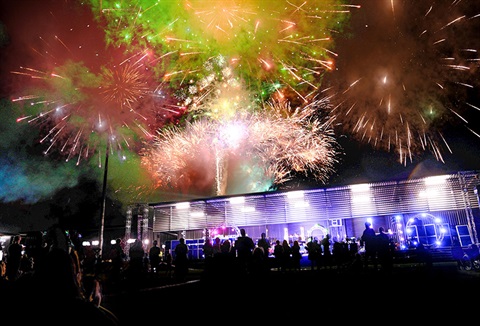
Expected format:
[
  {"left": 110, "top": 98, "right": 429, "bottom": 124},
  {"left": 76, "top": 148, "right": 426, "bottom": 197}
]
[
  {"left": 148, "top": 240, "right": 161, "bottom": 274},
  {"left": 127, "top": 239, "right": 145, "bottom": 281},
  {"left": 202, "top": 237, "right": 214, "bottom": 259},
  {"left": 321, "top": 234, "right": 332, "bottom": 269},
  {"left": 290, "top": 240, "right": 302, "bottom": 272},
  {"left": 9, "top": 224, "right": 119, "bottom": 325},
  {"left": 361, "top": 222, "right": 377, "bottom": 270},
  {"left": 305, "top": 237, "right": 320, "bottom": 271},
  {"left": 234, "top": 229, "right": 255, "bottom": 274},
  {"left": 164, "top": 251, "right": 173, "bottom": 277},
  {"left": 6, "top": 235, "right": 23, "bottom": 282},
  {"left": 212, "top": 237, "right": 222, "bottom": 257},
  {"left": 273, "top": 240, "right": 283, "bottom": 271},
  {"left": 249, "top": 246, "right": 269, "bottom": 277},
  {"left": 221, "top": 239, "right": 231, "bottom": 255},
  {"left": 281, "top": 239, "right": 291, "bottom": 272},
  {"left": 376, "top": 227, "right": 392, "bottom": 273},
  {"left": 202, "top": 237, "right": 214, "bottom": 273},
  {"left": 257, "top": 232, "right": 271, "bottom": 259},
  {"left": 109, "top": 238, "right": 125, "bottom": 285},
  {"left": 174, "top": 238, "right": 189, "bottom": 281}
]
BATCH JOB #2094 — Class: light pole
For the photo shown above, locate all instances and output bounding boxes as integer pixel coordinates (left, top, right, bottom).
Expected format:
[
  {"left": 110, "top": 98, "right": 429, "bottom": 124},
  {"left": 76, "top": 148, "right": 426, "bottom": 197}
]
[{"left": 99, "top": 138, "right": 110, "bottom": 257}]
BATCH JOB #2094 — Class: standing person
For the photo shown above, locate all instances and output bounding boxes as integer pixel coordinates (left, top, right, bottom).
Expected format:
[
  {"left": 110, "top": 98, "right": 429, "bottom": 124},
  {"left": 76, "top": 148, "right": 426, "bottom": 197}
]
[
  {"left": 6, "top": 235, "right": 23, "bottom": 282},
  {"left": 109, "top": 238, "right": 125, "bottom": 285},
  {"left": 219, "top": 239, "right": 235, "bottom": 273},
  {"left": 332, "top": 237, "right": 348, "bottom": 271},
  {"left": 127, "top": 239, "right": 145, "bottom": 283},
  {"left": 174, "top": 238, "right": 189, "bottom": 281},
  {"left": 361, "top": 221, "right": 377, "bottom": 270},
  {"left": 202, "top": 237, "right": 214, "bottom": 259},
  {"left": 321, "top": 234, "right": 332, "bottom": 269},
  {"left": 257, "top": 232, "right": 271, "bottom": 271},
  {"left": 212, "top": 237, "right": 222, "bottom": 257},
  {"left": 220, "top": 239, "right": 232, "bottom": 255},
  {"left": 234, "top": 228, "right": 255, "bottom": 274},
  {"left": 290, "top": 240, "right": 302, "bottom": 272},
  {"left": 11, "top": 224, "right": 120, "bottom": 325},
  {"left": 281, "top": 240, "right": 291, "bottom": 272},
  {"left": 376, "top": 227, "right": 392, "bottom": 273},
  {"left": 164, "top": 251, "right": 173, "bottom": 277},
  {"left": 202, "top": 237, "right": 214, "bottom": 273},
  {"left": 148, "top": 240, "right": 161, "bottom": 275},
  {"left": 273, "top": 240, "right": 283, "bottom": 271},
  {"left": 257, "top": 232, "right": 271, "bottom": 259},
  {"left": 249, "top": 246, "right": 268, "bottom": 277},
  {"left": 210, "top": 237, "right": 223, "bottom": 272},
  {"left": 305, "top": 237, "right": 320, "bottom": 271}
]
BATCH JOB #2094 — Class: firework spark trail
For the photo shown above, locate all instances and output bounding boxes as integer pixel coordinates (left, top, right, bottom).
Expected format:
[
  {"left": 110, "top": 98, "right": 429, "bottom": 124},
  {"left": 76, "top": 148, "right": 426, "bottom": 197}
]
[
  {"left": 326, "top": 0, "right": 480, "bottom": 165},
  {"left": 143, "top": 94, "right": 339, "bottom": 197},
  {"left": 170, "top": 54, "right": 247, "bottom": 116},
  {"left": 87, "top": 0, "right": 351, "bottom": 105},
  {"left": 143, "top": 53, "right": 340, "bottom": 196},
  {"left": 9, "top": 5, "right": 182, "bottom": 165},
  {"left": 12, "top": 56, "right": 168, "bottom": 165}
]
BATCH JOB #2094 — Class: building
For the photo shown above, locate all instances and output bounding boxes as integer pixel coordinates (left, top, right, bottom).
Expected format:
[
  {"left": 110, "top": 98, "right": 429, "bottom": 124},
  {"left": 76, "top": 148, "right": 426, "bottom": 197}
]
[{"left": 126, "top": 170, "right": 480, "bottom": 256}]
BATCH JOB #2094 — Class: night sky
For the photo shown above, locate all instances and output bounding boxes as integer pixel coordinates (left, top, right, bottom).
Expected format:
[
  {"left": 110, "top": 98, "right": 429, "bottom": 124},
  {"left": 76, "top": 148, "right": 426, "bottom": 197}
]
[{"left": 1, "top": 0, "right": 479, "bottom": 234}]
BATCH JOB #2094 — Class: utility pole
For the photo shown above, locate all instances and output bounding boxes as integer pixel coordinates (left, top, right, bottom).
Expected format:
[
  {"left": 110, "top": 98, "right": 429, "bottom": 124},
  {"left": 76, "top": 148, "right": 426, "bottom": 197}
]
[{"left": 99, "top": 139, "right": 110, "bottom": 257}]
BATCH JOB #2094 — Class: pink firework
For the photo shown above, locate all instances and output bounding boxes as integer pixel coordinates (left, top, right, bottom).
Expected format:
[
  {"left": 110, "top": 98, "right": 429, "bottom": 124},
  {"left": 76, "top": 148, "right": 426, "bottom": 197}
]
[{"left": 8, "top": 1, "right": 182, "bottom": 165}]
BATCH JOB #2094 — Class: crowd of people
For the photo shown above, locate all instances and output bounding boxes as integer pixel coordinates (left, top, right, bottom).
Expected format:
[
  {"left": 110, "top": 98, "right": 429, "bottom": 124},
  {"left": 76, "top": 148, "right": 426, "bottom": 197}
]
[
  {"left": 0, "top": 225, "right": 120, "bottom": 325},
  {"left": 0, "top": 224, "right": 422, "bottom": 289},
  {"left": 2, "top": 222, "right": 461, "bottom": 322}
]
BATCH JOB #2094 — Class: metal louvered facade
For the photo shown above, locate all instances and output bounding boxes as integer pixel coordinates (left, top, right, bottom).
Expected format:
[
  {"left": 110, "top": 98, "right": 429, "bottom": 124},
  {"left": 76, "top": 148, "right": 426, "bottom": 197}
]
[{"left": 139, "top": 170, "right": 480, "bottom": 247}]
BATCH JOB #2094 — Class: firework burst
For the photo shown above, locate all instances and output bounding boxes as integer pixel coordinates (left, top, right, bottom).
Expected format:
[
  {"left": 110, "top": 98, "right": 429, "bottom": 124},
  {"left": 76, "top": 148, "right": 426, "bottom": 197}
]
[
  {"left": 86, "top": 0, "right": 352, "bottom": 104},
  {"left": 327, "top": 0, "right": 480, "bottom": 165},
  {"left": 142, "top": 91, "right": 339, "bottom": 197},
  {"left": 10, "top": 4, "right": 181, "bottom": 166}
]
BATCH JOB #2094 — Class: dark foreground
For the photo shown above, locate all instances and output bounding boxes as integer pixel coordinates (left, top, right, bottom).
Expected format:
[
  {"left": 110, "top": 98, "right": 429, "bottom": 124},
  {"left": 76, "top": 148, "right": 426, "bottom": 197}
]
[{"left": 102, "top": 262, "right": 479, "bottom": 324}]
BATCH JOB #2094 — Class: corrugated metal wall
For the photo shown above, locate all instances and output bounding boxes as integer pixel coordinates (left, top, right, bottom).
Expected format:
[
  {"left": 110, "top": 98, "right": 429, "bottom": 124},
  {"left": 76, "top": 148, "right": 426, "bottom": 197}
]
[{"left": 148, "top": 171, "right": 479, "bottom": 244}]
